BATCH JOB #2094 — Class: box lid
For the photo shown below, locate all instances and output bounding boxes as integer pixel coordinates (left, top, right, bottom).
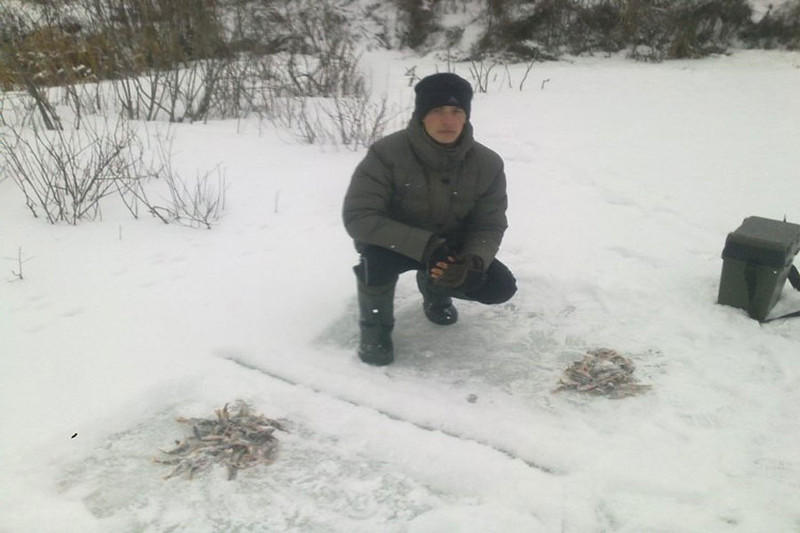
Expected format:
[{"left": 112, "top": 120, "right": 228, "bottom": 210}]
[{"left": 722, "top": 216, "right": 800, "bottom": 268}]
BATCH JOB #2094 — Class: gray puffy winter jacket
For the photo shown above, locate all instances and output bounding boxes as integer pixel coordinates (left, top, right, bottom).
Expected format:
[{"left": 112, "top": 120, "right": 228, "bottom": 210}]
[{"left": 343, "top": 119, "right": 508, "bottom": 269}]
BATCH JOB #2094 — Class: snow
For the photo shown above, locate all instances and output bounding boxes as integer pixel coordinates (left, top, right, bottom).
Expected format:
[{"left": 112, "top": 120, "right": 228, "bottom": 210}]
[{"left": 2, "top": 49, "right": 800, "bottom": 532}]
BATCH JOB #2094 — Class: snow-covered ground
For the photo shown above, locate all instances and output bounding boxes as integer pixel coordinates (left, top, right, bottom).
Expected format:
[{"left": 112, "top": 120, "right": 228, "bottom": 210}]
[{"left": 2, "top": 49, "right": 800, "bottom": 532}]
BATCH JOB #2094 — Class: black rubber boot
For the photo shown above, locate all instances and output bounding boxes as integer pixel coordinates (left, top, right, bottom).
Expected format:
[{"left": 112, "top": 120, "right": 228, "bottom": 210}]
[
  {"left": 357, "top": 280, "right": 396, "bottom": 365},
  {"left": 416, "top": 270, "right": 458, "bottom": 326}
]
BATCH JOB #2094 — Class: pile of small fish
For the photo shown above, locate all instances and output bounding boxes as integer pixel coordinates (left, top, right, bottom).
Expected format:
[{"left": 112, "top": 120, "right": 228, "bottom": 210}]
[
  {"left": 154, "top": 401, "right": 286, "bottom": 480},
  {"left": 555, "top": 348, "right": 651, "bottom": 399}
]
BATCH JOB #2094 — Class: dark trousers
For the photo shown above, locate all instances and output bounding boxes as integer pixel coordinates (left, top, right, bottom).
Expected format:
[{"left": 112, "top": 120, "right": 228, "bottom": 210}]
[{"left": 354, "top": 245, "right": 517, "bottom": 305}]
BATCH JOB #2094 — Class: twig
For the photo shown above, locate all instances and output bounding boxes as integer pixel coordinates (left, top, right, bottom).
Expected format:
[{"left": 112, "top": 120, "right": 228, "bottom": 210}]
[
  {"left": 6, "top": 247, "right": 32, "bottom": 281},
  {"left": 519, "top": 61, "right": 535, "bottom": 91}
]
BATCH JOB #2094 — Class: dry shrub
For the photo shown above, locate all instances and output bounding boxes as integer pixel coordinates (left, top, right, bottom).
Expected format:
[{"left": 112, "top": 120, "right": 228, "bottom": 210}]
[
  {"left": 741, "top": 0, "right": 800, "bottom": 50},
  {"left": 473, "top": 0, "right": 761, "bottom": 61}
]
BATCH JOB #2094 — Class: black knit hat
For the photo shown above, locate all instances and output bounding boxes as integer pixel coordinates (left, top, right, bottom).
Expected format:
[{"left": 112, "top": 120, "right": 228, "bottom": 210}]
[{"left": 414, "top": 73, "right": 473, "bottom": 121}]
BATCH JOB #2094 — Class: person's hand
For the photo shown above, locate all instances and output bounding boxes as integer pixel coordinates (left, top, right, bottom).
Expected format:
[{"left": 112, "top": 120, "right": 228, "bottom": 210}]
[
  {"left": 432, "top": 254, "right": 485, "bottom": 291},
  {"left": 423, "top": 239, "right": 454, "bottom": 271},
  {"left": 429, "top": 256, "right": 454, "bottom": 280}
]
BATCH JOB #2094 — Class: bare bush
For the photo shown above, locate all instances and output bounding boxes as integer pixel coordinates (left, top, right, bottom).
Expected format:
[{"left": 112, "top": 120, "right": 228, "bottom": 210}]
[
  {"left": 475, "top": 0, "right": 756, "bottom": 61},
  {"left": 287, "top": 91, "right": 393, "bottom": 149},
  {"left": 124, "top": 59, "right": 226, "bottom": 122},
  {"left": 225, "top": 1, "right": 391, "bottom": 148},
  {"left": 291, "top": 98, "right": 333, "bottom": 145},
  {"left": 155, "top": 168, "right": 227, "bottom": 230},
  {"left": 394, "top": 0, "right": 441, "bottom": 49},
  {"left": 0, "top": 3, "right": 88, "bottom": 129},
  {"left": 741, "top": 0, "right": 800, "bottom": 50},
  {"left": 468, "top": 60, "right": 498, "bottom": 93},
  {"left": 0, "top": 115, "right": 155, "bottom": 224},
  {"left": 2, "top": 0, "right": 385, "bottom": 149},
  {"left": 282, "top": 2, "right": 365, "bottom": 98},
  {"left": 151, "top": 140, "right": 227, "bottom": 229},
  {"left": 326, "top": 93, "right": 391, "bottom": 149},
  {"left": 0, "top": 92, "right": 6, "bottom": 129},
  {"left": 1, "top": 0, "right": 237, "bottom": 123},
  {"left": 1, "top": 110, "right": 227, "bottom": 227}
]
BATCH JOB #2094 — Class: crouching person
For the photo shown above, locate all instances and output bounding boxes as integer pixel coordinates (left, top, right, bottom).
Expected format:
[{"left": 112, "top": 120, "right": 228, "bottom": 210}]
[{"left": 342, "top": 73, "right": 517, "bottom": 365}]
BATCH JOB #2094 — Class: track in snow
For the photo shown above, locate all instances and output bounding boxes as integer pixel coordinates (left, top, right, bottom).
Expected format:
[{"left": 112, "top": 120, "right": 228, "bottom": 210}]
[{"left": 224, "top": 355, "right": 563, "bottom": 476}]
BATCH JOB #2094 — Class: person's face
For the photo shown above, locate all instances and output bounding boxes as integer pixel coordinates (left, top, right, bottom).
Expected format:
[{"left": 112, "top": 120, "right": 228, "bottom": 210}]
[{"left": 422, "top": 105, "right": 467, "bottom": 145}]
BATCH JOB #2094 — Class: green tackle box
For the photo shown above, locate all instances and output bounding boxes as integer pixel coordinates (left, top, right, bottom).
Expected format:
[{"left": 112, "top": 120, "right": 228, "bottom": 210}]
[{"left": 717, "top": 216, "right": 800, "bottom": 321}]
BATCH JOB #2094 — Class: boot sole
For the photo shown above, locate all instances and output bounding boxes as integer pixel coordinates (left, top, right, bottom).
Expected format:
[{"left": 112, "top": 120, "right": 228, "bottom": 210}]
[{"left": 358, "top": 349, "right": 394, "bottom": 366}]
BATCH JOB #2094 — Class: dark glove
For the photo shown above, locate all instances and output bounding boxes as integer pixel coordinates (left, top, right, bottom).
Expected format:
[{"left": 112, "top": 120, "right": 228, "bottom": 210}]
[
  {"left": 422, "top": 238, "right": 454, "bottom": 270},
  {"left": 432, "top": 254, "right": 485, "bottom": 291}
]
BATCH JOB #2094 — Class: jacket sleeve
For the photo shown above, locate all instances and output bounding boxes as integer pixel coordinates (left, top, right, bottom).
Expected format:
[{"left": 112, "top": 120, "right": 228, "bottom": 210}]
[
  {"left": 343, "top": 146, "right": 434, "bottom": 262},
  {"left": 460, "top": 158, "right": 508, "bottom": 268}
]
